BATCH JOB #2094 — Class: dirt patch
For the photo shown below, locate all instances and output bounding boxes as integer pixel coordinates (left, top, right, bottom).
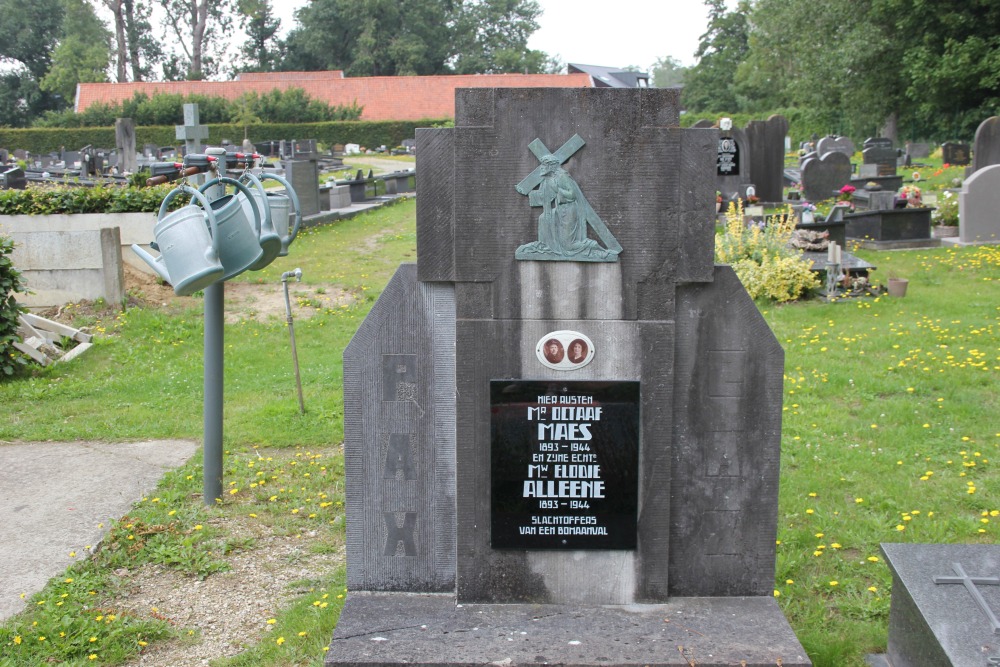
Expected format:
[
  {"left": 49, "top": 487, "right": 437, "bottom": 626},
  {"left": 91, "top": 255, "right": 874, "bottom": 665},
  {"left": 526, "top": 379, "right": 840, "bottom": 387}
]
[
  {"left": 117, "top": 517, "right": 344, "bottom": 667},
  {"left": 39, "top": 265, "right": 355, "bottom": 327}
]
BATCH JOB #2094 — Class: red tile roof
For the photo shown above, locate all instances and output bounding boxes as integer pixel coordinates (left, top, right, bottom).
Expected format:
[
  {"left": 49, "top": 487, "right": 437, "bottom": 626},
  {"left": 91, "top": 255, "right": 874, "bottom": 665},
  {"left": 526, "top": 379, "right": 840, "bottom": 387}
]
[{"left": 75, "top": 72, "right": 594, "bottom": 121}]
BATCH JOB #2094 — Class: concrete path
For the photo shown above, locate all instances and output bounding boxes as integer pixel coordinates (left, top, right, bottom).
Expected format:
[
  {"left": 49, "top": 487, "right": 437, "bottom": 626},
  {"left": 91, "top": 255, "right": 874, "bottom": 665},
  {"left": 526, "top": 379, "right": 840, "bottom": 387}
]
[{"left": 0, "top": 439, "right": 198, "bottom": 620}]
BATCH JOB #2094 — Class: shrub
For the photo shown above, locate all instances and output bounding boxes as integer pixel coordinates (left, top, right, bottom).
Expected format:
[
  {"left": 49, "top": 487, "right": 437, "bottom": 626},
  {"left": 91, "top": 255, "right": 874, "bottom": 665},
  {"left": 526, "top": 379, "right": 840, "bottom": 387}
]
[
  {"left": 715, "top": 200, "right": 820, "bottom": 302},
  {"left": 0, "top": 235, "right": 28, "bottom": 376},
  {"left": 0, "top": 183, "right": 175, "bottom": 215}
]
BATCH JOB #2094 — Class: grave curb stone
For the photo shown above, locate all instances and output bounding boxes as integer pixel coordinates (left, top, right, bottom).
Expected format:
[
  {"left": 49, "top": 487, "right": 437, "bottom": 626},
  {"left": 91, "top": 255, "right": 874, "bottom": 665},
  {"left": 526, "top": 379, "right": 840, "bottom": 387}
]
[{"left": 325, "top": 592, "right": 812, "bottom": 666}]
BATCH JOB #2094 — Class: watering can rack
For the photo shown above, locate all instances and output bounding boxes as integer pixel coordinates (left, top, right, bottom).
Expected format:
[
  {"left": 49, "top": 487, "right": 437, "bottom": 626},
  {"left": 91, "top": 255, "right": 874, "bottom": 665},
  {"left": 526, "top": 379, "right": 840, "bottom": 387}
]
[
  {"left": 133, "top": 149, "right": 302, "bottom": 292},
  {"left": 132, "top": 147, "right": 302, "bottom": 505}
]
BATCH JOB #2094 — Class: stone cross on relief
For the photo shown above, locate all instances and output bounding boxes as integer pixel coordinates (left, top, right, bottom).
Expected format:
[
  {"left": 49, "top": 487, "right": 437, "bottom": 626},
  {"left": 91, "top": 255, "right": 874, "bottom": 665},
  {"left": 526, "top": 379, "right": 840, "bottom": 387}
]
[
  {"left": 514, "top": 134, "right": 622, "bottom": 262},
  {"left": 933, "top": 561, "right": 1000, "bottom": 633}
]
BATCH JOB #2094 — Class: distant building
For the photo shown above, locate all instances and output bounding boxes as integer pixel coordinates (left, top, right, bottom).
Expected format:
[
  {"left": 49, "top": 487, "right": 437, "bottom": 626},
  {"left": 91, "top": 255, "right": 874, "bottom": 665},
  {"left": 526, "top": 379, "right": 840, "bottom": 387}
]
[
  {"left": 567, "top": 63, "right": 650, "bottom": 88},
  {"left": 74, "top": 71, "right": 594, "bottom": 122}
]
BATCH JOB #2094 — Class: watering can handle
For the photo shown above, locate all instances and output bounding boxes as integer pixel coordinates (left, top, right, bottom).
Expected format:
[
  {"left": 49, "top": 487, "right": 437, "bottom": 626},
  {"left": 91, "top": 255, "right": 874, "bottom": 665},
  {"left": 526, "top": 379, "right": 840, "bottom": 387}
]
[
  {"left": 256, "top": 173, "right": 302, "bottom": 247},
  {"left": 199, "top": 177, "right": 262, "bottom": 236},
  {"left": 240, "top": 171, "right": 270, "bottom": 222},
  {"left": 158, "top": 185, "right": 222, "bottom": 256},
  {"left": 146, "top": 166, "right": 202, "bottom": 187}
]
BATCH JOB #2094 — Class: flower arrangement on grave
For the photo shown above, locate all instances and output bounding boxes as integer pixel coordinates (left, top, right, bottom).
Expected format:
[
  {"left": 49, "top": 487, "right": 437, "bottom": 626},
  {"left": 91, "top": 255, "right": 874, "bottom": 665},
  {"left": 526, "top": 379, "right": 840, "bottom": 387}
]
[
  {"left": 932, "top": 190, "right": 959, "bottom": 226},
  {"left": 716, "top": 190, "right": 723, "bottom": 204},
  {"left": 801, "top": 201, "right": 817, "bottom": 213},
  {"left": 746, "top": 193, "right": 760, "bottom": 205},
  {"left": 898, "top": 185, "right": 923, "bottom": 207},
  {"left": 838, "top": 184, "right": 856, "bottom": 202}
]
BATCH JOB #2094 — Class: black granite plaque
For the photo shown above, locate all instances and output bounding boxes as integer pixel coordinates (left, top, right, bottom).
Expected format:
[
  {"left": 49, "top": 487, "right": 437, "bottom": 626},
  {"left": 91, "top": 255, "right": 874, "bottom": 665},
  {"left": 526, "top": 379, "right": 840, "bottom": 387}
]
[
  {"left": 490, "top": 380, "right": 640, "bottom": 550},
  {"left": 717, "top": 136, "right": 740, "bottom": 175}
]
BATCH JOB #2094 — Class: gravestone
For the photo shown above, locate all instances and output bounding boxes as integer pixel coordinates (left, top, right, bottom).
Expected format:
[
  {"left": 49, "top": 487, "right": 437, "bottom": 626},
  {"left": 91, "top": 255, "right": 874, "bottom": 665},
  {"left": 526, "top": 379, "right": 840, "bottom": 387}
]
[
  {"left": 957, "top": 163, "right": 1000, "bottom": 245},
  {"left": 716, "top": 126, "right": 751, "bottom": 199},
  {"left": 905, "top": 142, "right": 930, "bottom": 160},
  {"left": 115, "top": 118, "right": 138, "bottom": 174},
  {"left": 801, "top": 151, "right": 852, "bottom": 202},
  {"left": 941, "top": 141, "right": 970, "bottom": 166},
  {"left": 61, "top": 150, "right": 81, "bottom": 168},
  {"left": 881, "top": 543, "right": 1000, "bottom": 667},
  {"left": 175, "top": 104, "right": 209, "bottom": 155},
  {"left": 745, "top": 115, "right": 789, "bottom": 202},
  {"left": 326, "top": 87, "right": 810, "bottom": 667},
  {"left": 286, "top": 160, "right": 320, "bottom": 217},
  {"left": 0, "top": 148, "right": 9, "bottom": 164},
  {"left": 863, "top": 145, "right": 898, "bottom": 177},
  {"left": 971, "top": 116, "right": 1000, "bottom": 174},
  {"left": 0, "top": 167, "right": 26, "bottom": 189},
  {"left": 816, "top": 135, "right": 855, "bottom": 158},
  {"left": 864, "top": 137, "right": 893, "bottom": 151}
]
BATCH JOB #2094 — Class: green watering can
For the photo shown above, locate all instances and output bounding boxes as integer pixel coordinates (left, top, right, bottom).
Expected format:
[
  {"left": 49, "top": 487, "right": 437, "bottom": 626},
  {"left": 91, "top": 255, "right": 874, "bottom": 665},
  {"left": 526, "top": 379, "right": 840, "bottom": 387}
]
[
  {"left": 238, "top": 171, "right": 302, "bottom": 265},
  {"left": 198, "top": 176, "right": 262, "bottom": 281},
  {"left": 131, "top": 186, "right": 223, "bottom": 296}
]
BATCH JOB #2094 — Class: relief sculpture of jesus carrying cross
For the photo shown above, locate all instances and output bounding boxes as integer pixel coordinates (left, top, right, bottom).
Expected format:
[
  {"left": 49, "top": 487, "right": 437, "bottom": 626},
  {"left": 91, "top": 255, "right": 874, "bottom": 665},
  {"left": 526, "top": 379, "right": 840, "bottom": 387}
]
[{"left": 514, "top": 134, "right": 622, "bottom": 262}]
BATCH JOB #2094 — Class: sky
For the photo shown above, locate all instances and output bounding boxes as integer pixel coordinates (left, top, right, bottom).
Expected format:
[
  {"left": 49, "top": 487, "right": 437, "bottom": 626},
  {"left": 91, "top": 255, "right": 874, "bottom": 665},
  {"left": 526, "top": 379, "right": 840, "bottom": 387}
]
[{"left": 272, "top": 0, "right": 715, "bottom": 72}]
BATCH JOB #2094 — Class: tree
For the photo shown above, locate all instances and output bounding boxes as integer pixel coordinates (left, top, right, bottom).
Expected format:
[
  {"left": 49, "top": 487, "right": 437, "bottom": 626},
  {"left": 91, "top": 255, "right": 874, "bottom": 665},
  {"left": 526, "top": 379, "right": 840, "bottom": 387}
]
[
  {"left": 650, "top": 55, "right": 686, "bottom": 88},
  {"left": 155, "top": 0, "right": 236, "bottom": 80},
  {"left": 450, "top": 0, "right": 553, "bottom": 74},
  {"left": 0, "top": 0, "right": 65, "bottom": 126},
  {"left": 103, "top": 0, "right": 161, "bottom": 82},
  {"left": 237, "top": 0, "right": 282, "bottom": 72},
  {"left": 886, "top": 0, "right": 1000, "bottom": 139},
  {"left": 282, "top": 0, "right": 455, "bottom": 76},
  {"left": 280, "top": 0, "right": 554, "bottom": 76},
  {"left": 682, "top": 0, "right": 750, "bottom": 112},
  {"left": 40, "top": 0, "right": 111, "bottom": 102}
]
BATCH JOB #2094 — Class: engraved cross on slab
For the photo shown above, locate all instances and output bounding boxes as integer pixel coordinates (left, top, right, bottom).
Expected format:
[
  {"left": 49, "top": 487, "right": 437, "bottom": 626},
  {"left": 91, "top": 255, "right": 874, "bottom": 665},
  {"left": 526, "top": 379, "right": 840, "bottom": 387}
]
[
  {"left": 933, "top": 562, "right": 1000, "bottom": 634},
  {"left": 514, "top": 134, "right": 622, "bottom": 262}
]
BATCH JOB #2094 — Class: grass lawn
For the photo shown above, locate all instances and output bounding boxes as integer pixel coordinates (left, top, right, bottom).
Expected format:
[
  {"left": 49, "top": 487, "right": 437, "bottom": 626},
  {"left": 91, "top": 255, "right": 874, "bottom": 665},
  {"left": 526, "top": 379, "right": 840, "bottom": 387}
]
[{"left": 1, "top": 195, "right": 998, "bottom": 666}]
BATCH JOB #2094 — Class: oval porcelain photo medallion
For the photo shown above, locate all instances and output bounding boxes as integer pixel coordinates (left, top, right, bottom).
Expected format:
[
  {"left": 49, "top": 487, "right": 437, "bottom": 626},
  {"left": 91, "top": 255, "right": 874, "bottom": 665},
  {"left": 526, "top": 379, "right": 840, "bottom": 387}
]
[{"left": 535, "top": 331, "right": 595, "bottom": 371}]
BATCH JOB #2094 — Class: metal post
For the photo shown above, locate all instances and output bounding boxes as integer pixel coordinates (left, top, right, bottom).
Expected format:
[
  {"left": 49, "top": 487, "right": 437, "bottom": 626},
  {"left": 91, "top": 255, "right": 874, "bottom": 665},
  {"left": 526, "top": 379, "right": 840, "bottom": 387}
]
[
  {"left": 203, "top": 281, "right": 224, "bottom": 504},
  {"left": 282, "top": 269, "right": 306, "bottom": 414},
  {"left": 202, "top": 147, "right": 227, "bottom": 505}
]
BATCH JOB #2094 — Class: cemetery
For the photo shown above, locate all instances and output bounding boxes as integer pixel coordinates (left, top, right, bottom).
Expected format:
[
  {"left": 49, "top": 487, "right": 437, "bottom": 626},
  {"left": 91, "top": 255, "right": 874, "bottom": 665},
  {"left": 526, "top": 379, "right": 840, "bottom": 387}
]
[{"left": 2, "top": 92, "right": 1000, "bottom": 667}]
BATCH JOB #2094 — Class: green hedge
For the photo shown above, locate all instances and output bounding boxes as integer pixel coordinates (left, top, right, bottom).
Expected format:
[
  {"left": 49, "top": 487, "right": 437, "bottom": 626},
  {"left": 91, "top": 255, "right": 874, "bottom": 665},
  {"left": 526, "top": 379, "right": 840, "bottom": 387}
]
[
  {"left": 0, "top": 183, "right": 175, "bottom": 215},
  {"left": 0, "top": 119, "right": 449, "bottom": 155}
]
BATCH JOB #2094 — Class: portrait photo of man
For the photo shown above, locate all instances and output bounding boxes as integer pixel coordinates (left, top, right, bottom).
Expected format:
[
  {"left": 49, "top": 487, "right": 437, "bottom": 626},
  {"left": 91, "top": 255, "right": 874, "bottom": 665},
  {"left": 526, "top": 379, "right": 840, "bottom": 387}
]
[{"left": 542, "top": 338, "right": 564, "bottom": 364}]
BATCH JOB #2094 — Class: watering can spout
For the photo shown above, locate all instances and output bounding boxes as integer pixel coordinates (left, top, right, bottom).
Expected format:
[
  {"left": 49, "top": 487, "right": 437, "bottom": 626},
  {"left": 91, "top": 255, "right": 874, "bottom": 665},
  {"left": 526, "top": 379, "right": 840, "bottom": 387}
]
[{"left": 131, "top": 244, "right": 171, "bottom": 283}]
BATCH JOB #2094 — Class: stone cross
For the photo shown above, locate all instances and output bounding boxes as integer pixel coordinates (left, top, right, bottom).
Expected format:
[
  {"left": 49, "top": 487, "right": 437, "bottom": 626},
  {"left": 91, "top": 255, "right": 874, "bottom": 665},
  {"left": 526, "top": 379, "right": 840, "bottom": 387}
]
[
  {"left": 934, "top": 561, "right": 1000, "bottom": 633},
  {"left": 176, "top": 103, "right": 209, "bottom": 155}
]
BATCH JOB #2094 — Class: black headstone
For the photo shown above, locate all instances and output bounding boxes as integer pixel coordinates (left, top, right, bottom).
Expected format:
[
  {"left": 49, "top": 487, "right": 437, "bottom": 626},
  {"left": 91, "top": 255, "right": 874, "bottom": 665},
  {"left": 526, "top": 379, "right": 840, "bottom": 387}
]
[{"left": 941, "top": 141, "right": 971, "bottom": 166}]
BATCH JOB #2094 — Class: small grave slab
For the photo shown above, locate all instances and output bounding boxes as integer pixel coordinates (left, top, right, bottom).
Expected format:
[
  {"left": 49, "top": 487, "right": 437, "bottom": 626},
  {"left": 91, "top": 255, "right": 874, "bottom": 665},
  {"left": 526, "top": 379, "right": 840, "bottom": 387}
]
[{"left": 881, "top": 543, "right": 1000, "bottom": 667}]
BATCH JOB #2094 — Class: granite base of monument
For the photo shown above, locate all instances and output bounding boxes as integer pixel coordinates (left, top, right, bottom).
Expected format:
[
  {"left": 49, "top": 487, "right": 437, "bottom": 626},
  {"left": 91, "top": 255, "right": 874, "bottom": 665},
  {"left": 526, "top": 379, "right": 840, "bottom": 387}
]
[
  {"left": 846, "top": 208, "right": 941, "bottom": 250},
  {"left": 879, "top": 543, "right": 1000, "bottom": 667},
  {"left": 326, "top": 593, "right": 811, "bottom": 667}
]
